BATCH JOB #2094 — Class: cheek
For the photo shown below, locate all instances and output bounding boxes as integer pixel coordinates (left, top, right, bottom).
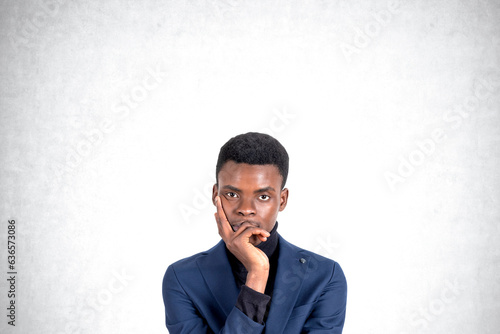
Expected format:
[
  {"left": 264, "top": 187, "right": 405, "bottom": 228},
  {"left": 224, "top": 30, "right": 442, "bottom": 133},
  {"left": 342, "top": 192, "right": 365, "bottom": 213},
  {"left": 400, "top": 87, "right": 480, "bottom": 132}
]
[
  {"left": 222, "top": 200, "right": 237, "bottom": 212},
  {"left": 259, "top": 201, "right": 280, "bottom": 217},
  {"left": 219, "top": 198, "right": 236, "bottom": 213}
]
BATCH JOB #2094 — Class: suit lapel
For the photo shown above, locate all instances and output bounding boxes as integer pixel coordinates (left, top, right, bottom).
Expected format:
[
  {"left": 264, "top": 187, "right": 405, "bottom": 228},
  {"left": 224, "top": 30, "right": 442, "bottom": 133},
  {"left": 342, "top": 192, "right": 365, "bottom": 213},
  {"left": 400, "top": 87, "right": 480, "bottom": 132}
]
[
  {"left": 266, "top": 236, "right": 310, "bottom": 333},
  {"left": 196, "top": 237, "right": 310, "bottom": 333},
  {"left": 196, "top": 240, "right": 239, "bottom": 320}
]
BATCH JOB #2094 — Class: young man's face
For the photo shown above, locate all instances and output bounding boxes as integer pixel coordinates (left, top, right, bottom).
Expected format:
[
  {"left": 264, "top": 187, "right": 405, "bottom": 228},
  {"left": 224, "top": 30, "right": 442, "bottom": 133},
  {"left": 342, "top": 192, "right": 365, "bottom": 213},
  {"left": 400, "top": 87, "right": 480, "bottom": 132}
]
[{"left": 212, "top": 161, "right": 288, "bottom": 241}]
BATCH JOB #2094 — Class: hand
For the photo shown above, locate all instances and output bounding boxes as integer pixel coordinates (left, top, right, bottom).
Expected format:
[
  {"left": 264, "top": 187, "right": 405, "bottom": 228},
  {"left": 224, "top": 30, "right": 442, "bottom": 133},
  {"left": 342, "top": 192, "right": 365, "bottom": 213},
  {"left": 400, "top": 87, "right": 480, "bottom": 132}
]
[{"left": 214, "top": 196, "right": 270, "bottom": 293}]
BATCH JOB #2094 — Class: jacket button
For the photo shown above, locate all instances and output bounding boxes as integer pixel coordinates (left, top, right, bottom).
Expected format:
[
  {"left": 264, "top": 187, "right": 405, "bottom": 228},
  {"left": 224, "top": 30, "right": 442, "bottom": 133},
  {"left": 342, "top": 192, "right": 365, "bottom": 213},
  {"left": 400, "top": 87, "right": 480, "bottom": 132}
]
[{"left": 299, "top": 258, "right": 306, "bottom": 264}]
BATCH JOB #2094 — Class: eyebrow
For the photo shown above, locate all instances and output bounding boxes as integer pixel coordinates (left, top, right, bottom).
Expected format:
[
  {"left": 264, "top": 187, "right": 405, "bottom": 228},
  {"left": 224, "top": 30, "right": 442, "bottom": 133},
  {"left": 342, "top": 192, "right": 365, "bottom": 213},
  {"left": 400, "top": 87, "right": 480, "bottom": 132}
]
[
  {"left": 222, "top": 185, "right": 241, "bottom": 193},
  {"left": 221, "top": 185, "right": 276, "bottom": 193},
  {"left": 254, "top": 186, "right": 276, "bottom": 194}
]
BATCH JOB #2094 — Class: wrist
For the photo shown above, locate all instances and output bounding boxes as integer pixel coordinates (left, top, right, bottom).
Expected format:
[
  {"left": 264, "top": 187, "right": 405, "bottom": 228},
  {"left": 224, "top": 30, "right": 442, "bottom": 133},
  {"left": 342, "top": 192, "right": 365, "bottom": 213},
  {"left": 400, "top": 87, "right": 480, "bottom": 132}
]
[{"left": 245, "top": 270, "right": 269, "bottom": 294}]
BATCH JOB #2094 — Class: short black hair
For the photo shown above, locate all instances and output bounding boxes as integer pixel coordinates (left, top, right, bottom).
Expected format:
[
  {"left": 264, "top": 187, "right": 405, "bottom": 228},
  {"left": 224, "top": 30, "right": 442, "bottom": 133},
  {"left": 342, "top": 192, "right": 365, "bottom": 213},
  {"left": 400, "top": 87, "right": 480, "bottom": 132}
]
[{"left": 216, "top": 132, "right": 289, "bottom": 189}]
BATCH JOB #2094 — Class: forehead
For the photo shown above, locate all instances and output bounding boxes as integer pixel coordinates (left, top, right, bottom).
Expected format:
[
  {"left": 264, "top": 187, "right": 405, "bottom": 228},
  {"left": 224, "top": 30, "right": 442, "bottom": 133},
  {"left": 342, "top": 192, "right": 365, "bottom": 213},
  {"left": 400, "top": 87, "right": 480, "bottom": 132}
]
[{"left": 218, "top": 161, "right": 282, "bottom": 187}]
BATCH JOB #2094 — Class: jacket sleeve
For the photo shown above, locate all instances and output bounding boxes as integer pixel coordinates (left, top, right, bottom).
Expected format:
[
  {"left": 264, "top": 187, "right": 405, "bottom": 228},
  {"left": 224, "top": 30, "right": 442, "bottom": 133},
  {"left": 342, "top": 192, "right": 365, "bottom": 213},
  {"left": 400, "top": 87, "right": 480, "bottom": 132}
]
[
  {"left": 163, "top": 265, "right": 265, "bottom": 334},
  {"left": 301, "top": 261, "right": 347, "bottom": 333}
]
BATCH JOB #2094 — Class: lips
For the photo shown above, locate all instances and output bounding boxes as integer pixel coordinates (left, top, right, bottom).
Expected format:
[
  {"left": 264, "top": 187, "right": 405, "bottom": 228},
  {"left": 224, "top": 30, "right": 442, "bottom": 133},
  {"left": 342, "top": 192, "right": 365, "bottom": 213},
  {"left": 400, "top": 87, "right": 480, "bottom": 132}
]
[{"left": 231, "top": 221, "right": 259, "bottom": 231}]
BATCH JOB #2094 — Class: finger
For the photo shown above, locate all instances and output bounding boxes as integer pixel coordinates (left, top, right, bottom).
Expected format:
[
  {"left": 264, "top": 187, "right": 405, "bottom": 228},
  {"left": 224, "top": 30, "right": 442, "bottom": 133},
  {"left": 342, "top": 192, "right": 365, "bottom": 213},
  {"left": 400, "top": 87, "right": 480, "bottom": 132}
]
[
  {"left": 214, "top": 212, "right": 224, "bottom": 236},
  {"left": 235, "top": 224, "right": 271, "bottom": 239},
  {"left": 234, "top": 228, "right": 270, "bottom": 243},
  {"left": 258, "top": 235, "right": 268, "bottom": 242},
  {"left": 214, "top": 209, "right": 226, "bottom": 239},
  {"left": 215, "top": 196, "right": 234, "bottom": 237}
]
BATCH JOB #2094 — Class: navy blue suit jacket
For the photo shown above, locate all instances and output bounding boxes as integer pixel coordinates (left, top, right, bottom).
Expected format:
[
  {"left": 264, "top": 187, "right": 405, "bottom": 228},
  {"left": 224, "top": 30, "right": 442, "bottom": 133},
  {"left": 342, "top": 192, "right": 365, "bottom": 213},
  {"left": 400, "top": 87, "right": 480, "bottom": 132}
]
[{"left": 163, "top": 235, "right": 347, "bottom": 333}]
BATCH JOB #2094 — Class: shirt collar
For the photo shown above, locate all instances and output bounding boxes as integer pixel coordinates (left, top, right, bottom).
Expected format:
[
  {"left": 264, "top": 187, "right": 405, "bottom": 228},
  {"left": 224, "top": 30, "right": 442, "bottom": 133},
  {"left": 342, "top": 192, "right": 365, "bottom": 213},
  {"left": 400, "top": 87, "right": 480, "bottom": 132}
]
[{"left": 256, "top": 221, "right": 279, "bottom": 258}]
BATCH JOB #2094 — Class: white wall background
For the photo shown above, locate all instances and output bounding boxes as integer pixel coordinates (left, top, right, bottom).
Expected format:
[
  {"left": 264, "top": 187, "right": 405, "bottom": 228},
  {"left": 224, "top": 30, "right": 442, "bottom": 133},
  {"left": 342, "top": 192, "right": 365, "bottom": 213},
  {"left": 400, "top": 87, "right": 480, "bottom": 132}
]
[{"left": 1, "top": 0, "right": 499, "bottom": 333}]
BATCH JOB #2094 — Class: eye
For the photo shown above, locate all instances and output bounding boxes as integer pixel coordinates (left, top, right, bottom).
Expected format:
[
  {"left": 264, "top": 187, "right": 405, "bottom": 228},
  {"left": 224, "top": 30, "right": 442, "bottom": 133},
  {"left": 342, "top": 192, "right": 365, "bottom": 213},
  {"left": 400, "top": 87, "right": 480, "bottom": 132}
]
[
  {"left": 226, "top": 192, "right": 238, "bottom": 198},
  {"left": 259, "top": 195, "right": 270, "bottom": 201}
]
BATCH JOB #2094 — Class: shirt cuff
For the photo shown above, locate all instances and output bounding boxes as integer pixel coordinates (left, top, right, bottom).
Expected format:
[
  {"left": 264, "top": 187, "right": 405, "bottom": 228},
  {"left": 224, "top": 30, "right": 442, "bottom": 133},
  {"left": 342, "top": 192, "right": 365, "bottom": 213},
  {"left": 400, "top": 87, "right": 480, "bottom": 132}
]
[{"left": 235, "top": 285, "right": 272, "bottom": 324}]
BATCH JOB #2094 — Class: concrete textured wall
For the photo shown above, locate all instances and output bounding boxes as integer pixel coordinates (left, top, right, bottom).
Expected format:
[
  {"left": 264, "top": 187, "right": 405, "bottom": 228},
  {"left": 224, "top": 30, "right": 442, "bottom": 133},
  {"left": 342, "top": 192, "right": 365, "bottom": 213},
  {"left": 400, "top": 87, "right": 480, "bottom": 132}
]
[{"left": 0, "top": 0, "right": 499, "bottom": 333}]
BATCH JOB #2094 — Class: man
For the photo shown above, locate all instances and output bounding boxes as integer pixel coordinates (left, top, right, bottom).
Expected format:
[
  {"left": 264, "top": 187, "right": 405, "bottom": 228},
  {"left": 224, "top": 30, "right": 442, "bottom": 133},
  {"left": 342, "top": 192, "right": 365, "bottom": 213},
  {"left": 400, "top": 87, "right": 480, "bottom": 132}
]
[{"left": 163, "top": 132, "right": 347, "bottom": 333}]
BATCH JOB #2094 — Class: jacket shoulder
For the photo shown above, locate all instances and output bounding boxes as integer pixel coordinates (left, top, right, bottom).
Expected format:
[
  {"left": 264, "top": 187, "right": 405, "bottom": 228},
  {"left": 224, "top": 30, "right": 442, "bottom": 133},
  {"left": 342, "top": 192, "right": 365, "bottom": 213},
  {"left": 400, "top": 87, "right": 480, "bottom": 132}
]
[
  {"left": 280, "top": 236, "right": 344, "bottom": 280},
  {"left": 164, "top": 240, "right": 223, "bottom": 278}
]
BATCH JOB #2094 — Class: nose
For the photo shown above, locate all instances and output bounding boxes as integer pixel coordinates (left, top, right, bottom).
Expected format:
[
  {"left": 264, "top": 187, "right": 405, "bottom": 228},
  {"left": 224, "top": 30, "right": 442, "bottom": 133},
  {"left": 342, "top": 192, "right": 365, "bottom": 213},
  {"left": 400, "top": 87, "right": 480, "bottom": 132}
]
[{"left": 237, "top": 198, "right": 256, "bottom": 216}]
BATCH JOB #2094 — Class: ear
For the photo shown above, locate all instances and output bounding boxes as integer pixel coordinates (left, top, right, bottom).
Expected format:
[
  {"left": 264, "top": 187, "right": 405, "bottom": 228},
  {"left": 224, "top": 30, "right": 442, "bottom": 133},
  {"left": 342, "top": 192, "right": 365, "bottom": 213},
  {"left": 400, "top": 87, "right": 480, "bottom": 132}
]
[
  {"left": 279, "top": 188, "right": 289, "bottom": 211},
  {"left": 212, "top": 184, "right": 218, "bottom": 206}
]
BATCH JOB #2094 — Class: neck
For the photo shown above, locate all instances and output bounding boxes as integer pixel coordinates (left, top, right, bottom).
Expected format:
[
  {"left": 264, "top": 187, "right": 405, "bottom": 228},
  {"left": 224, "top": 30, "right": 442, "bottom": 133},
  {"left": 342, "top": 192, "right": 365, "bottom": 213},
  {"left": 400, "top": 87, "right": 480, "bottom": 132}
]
[{"left": 256, "top": 221, "right": 279, "bottom": 258}]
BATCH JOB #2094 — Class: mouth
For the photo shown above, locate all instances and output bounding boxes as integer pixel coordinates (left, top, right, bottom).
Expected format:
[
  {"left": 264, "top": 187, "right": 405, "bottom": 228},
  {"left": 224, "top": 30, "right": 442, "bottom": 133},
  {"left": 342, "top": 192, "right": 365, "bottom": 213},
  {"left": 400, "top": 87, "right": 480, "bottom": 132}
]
[{"left": 231, "top": 221, "right": 260, "bottom": 231}]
